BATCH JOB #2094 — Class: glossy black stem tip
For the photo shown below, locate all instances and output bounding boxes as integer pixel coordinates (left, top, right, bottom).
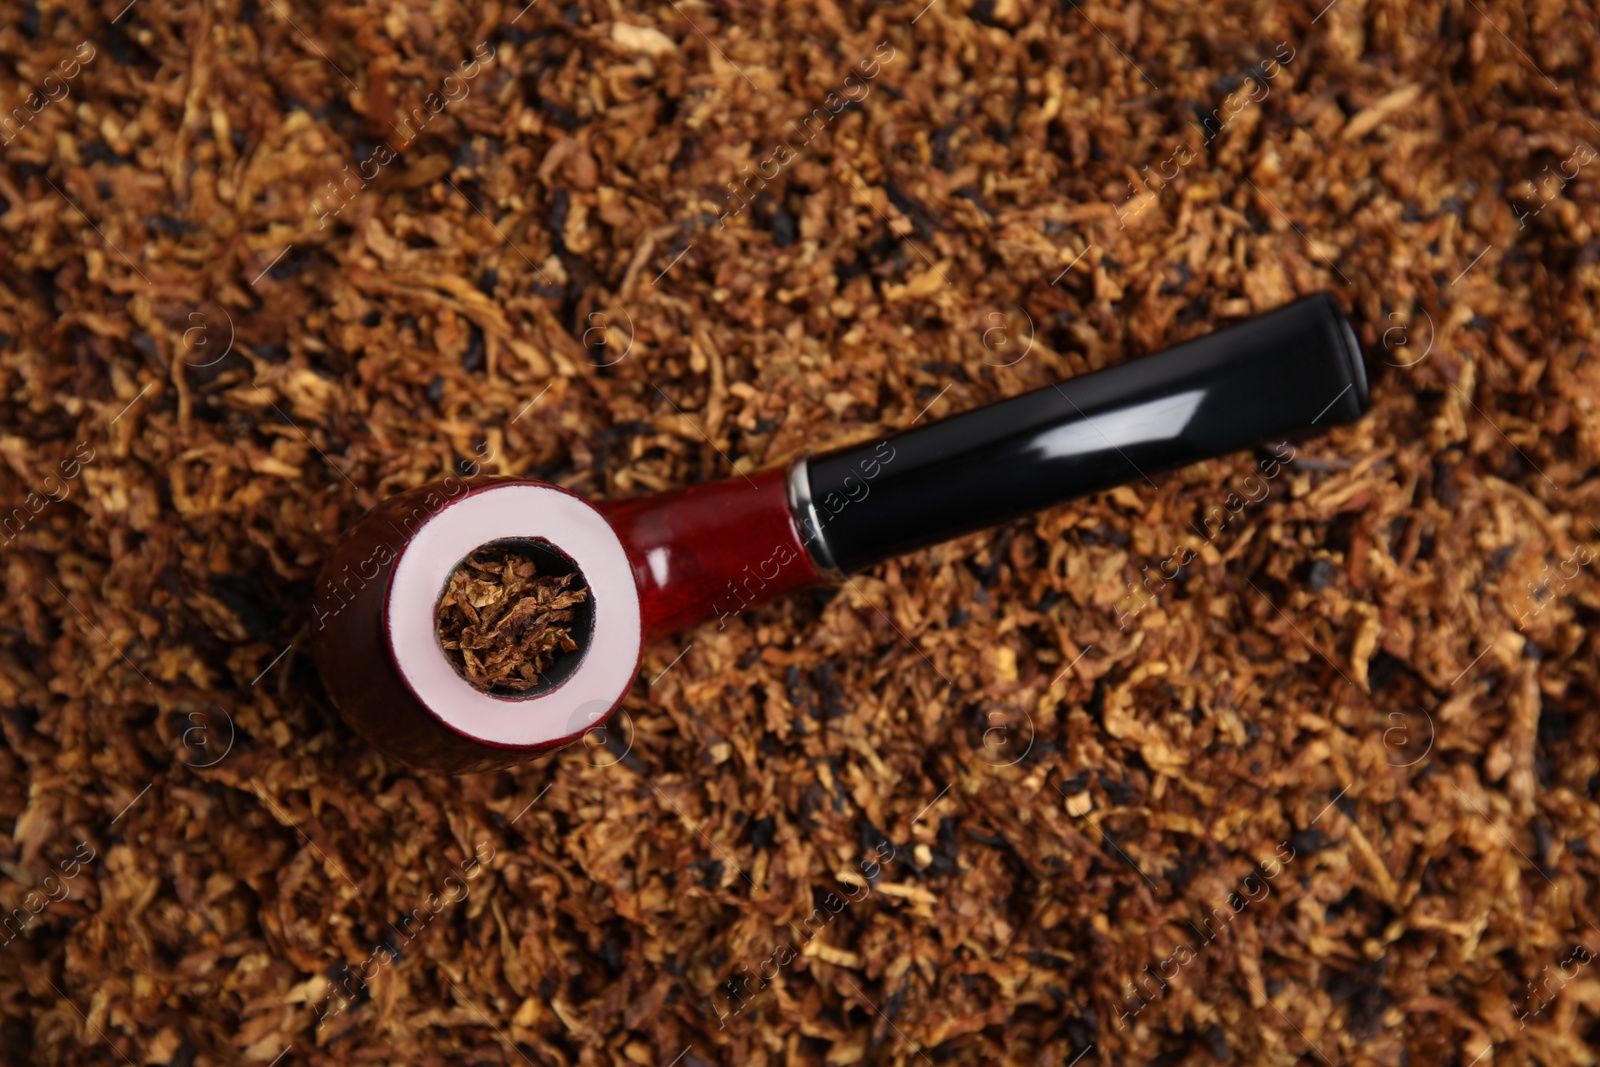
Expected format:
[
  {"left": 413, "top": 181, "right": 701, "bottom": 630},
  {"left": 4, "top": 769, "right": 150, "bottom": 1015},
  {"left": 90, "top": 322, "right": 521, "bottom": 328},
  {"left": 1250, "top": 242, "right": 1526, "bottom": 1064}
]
[{"left": 803, "top": 293, "right": 1369, "bottom": 574}]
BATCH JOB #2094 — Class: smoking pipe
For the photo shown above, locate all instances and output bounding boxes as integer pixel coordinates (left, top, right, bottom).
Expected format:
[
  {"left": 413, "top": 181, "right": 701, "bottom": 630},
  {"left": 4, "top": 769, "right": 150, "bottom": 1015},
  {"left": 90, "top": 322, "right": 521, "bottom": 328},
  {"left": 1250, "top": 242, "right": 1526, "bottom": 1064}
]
[{"left": 312, "top": 293, "right": 1368, "bottom": 773}]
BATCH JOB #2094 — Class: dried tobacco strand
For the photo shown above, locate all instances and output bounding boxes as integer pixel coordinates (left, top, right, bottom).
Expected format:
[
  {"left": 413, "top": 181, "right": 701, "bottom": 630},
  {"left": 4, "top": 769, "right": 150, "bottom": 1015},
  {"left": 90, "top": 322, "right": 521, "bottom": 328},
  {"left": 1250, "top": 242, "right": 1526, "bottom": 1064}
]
[{"left": 436, "top": 545, "right": 588, "bottom": 693}]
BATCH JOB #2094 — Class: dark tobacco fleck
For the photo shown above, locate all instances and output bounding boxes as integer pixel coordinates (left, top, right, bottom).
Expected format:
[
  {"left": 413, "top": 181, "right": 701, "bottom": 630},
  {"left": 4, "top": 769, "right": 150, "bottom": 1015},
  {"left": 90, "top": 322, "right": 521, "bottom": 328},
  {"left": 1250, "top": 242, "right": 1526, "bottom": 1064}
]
[{"left": 436, "top": 545, "right": 588, "bottom": 693}]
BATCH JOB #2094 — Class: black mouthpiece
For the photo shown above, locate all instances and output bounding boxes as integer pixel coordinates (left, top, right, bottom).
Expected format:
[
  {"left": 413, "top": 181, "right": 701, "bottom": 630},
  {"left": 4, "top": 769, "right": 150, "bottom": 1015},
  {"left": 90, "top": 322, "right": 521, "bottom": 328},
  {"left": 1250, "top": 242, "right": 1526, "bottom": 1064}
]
[{"left": 800, "top": 293, "right": 1368, "bottom": 574}]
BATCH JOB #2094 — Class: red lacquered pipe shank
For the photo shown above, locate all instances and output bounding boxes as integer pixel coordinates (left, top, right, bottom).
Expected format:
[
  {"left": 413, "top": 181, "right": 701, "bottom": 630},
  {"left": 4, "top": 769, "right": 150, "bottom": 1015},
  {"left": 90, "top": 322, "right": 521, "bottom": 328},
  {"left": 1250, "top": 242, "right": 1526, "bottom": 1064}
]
[{"left": 595, "top": 465, "right": 821, "bottom": 640}]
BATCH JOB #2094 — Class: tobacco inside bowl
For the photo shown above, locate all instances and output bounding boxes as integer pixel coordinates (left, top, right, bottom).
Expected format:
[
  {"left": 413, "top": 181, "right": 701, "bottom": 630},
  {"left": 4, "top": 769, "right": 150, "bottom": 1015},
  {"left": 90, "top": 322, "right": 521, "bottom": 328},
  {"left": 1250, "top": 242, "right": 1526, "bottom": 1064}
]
[{"left": 435, "top": 539, "right": 593, "bottom": 697}]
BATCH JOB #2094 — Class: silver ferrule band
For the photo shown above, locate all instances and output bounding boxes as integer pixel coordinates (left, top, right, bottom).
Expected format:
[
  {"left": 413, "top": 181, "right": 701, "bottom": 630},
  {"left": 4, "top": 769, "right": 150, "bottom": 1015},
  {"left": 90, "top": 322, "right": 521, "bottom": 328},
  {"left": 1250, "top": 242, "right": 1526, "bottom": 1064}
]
[{"left": 785, "top": 456, "right": 843, "bottom": 579}]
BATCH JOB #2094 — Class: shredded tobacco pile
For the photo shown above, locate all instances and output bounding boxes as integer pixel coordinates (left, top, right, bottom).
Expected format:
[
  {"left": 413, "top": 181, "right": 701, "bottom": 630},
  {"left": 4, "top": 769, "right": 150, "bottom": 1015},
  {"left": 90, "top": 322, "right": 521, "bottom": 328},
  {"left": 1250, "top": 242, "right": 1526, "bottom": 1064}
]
[
  {"left": 436, "top": 546, "right": 588, "bottom": 693},
  {"left": 4, "top": 0, "right": 1600, "bottom": 1065}
]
